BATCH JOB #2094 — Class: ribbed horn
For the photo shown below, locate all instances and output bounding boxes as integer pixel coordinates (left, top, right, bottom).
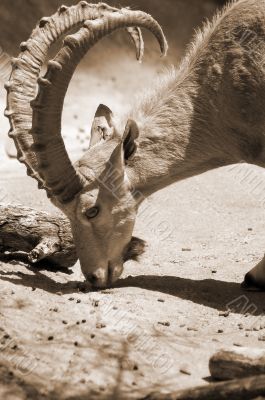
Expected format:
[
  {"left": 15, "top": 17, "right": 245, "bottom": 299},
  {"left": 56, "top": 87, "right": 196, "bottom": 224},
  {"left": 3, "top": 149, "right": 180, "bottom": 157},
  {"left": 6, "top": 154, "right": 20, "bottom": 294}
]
[
  {"left": 30, "top": 8, "right": 168, "bottom": 203},
  {"left": 5, "top": 1, "right": 145, "bottom": 198}
]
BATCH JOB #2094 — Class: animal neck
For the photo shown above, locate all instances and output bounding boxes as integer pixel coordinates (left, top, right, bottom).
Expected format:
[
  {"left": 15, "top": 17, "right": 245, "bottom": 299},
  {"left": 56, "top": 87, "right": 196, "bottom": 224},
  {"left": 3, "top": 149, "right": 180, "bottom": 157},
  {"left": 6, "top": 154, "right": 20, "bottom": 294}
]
[{"left": 126, "top": 67, "right": 240, "bottom": 200}]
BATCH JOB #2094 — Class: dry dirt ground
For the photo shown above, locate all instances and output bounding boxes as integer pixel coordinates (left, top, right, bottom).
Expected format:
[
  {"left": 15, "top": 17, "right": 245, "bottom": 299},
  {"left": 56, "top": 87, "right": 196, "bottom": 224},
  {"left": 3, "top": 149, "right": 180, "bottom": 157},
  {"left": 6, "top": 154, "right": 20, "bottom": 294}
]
[{"left": 0, "top": 1, "right": 265, "bottom": 399}]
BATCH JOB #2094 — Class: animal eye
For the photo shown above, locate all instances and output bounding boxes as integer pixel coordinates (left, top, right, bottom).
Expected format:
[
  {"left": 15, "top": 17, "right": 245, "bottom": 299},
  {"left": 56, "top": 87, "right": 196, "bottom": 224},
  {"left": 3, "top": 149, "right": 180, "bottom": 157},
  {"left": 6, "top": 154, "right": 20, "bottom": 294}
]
[{"left": 85, "top": 207, "right": 99, "bottom": 219}]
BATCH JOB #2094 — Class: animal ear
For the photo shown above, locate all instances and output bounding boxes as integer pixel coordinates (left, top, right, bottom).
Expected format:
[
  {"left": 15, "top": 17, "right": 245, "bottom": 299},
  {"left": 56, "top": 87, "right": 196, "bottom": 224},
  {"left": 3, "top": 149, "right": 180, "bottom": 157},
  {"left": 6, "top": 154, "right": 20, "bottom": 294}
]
[
  {"left": 99, "top": 141, "right": 125, "bottom": 195},
  {"left": 122, "top": 119, "right": 139, "bottom": 161},
  {"left": 89, "top": 104, "right": 115, "bottom": 148}
]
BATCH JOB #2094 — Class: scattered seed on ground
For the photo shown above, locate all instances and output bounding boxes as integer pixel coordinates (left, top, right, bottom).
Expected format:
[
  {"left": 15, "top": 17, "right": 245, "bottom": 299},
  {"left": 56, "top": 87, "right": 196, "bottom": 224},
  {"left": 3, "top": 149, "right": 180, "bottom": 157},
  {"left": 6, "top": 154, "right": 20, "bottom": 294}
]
[
  {"left": 180, "top": 366, "right": 191, "bottom": 375},
  {"left": 96, "top": 323, "right": 106, "bottom": 329},
  {"left": 158, "top": 322, "right": 170, "bottom": 327}
]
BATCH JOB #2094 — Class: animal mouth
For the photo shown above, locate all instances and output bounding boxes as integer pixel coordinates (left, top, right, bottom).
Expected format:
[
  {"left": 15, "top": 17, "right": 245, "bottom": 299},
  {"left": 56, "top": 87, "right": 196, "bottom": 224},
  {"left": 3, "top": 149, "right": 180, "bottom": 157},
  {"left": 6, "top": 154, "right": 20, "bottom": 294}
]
[{"left": 83, "top": 237, "right": 147, "bottom": 288}]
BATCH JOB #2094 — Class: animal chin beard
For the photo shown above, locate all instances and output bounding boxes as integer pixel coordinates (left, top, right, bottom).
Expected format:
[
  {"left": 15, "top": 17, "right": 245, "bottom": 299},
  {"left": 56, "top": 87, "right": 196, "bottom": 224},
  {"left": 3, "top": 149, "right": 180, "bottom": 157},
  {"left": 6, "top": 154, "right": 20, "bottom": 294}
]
[{"left": 123, "top": 237, "right": 147, "bottom": 262}]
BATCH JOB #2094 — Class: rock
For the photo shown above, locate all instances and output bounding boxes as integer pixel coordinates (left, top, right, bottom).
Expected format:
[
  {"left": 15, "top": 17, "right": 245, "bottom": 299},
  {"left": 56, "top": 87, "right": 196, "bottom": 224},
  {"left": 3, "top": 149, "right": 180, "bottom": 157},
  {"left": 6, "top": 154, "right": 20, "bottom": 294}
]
[{"left": 219, "top": 310, "right": 230, "bottom": 317}]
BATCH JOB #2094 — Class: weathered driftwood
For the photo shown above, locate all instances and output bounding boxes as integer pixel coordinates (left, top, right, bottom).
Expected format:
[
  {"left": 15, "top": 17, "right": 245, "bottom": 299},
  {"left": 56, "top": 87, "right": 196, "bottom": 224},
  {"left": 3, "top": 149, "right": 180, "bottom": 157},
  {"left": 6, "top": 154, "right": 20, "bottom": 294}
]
[
  {"left": 143, "top": 375, "right": 265, "bottom": 400},
  {"left": 0, "top": 204, "right": 77, "bottom": 268},
  {"left": 209, "top": 348, "right": 265, "bottom": 381},
  {"left": 0, "top": 204, "right": 145, "bottom": 269}
]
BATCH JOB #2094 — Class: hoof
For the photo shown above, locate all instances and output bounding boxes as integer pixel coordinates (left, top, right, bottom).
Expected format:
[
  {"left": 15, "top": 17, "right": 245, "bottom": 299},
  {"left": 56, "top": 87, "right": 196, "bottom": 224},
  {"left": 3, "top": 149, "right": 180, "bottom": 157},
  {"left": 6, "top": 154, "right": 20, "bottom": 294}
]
[{"left": 241, "top": 272, "right": 265, "bottom": 292}]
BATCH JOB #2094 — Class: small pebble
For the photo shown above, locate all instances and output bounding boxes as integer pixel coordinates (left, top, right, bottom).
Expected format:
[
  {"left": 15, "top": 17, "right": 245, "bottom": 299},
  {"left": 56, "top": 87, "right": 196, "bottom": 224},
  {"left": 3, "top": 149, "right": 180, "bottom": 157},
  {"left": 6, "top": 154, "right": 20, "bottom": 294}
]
[
  {"left": 90, "top": 334, "right": 95, "bottom": 339},
  {"left": 157, "top": 299, "right": 165, "bottom": 303},
  {"left": 62, "top": 320, "right": 68, "bottom": 325},
  {"left": 182, "top": 248, "right": 191, "bottom": 252},
  {"left": 82, "top": 319, "right": 86, "bottom": 324},
  {"left": 68, "top": 297, "right": 75, "bottom": 301},
  {"left": 92, "top": 300, "right": 99, "bottom": 307},
  {"left": 233, "top": 342, "right": 243, "bottom": 347},
  {"left": 218, "top": 329, "right": 224, "bottom": 334},
  {"left": 219, "top": 310, "right": 230, "bottom": 317},
  {"left": 258, "top": 335, "right": 265, "bottom": 341},
  {"left": 48, "top": 336, "right": 54, "bottom": 341},
  {"left": 187, "top": 327, "right": 198, "bottom": 331},
  {"left": 74, "top": 341, "right": 79, "bottom": 347},
  {"left": 76, "top": 299, "right": 81, "bottom": 304},
  {"left": 96, "top": 323, "right": 106, "bottom": 329}
]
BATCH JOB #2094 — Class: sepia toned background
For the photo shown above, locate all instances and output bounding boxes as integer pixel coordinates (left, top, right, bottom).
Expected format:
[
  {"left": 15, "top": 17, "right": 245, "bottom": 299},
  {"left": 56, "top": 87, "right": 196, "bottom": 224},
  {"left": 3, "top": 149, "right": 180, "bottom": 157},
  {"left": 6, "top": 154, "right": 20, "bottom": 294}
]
[{"left": 1, "top": 2, "right": 265, "bottom": 400}]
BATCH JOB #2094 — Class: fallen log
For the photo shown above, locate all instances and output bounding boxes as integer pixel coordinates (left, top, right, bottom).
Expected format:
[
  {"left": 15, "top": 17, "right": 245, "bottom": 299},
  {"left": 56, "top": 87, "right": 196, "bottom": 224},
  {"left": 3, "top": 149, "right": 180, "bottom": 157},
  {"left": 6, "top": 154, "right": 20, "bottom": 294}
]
[
  {"left": 0, "top": 204, "right": 77, "bottom": 268},
  {"left": 0, "top": 204, "right": 146, "bottom": 269},
  {"left": 143, "top": 375, "right": 265, "bottom": 400},
  {"left": 209, "top": 348, "right": 265, "bottom": 380}
]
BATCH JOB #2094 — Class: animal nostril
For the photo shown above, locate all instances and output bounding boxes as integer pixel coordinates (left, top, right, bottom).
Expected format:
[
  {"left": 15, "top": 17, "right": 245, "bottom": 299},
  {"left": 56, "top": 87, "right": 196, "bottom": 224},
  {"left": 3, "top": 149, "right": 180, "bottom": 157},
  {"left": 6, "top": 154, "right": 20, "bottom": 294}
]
[{"left": 84, "top": 273, "right": 97, "bottom": 284}]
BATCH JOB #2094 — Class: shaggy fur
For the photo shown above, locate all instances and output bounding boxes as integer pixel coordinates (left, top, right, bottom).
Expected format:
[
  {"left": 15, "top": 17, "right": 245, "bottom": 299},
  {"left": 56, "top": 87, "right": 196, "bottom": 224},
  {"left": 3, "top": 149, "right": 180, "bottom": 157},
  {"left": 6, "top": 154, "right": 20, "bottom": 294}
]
[{"left": 127, "top": 0, "right": 265, "bottom": 200}]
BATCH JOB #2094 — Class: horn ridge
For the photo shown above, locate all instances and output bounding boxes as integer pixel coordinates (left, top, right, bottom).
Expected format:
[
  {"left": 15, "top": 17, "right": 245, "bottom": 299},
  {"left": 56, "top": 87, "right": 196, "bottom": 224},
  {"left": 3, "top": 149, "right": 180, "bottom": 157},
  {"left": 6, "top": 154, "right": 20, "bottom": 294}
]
[
  {"left": 5, "top": 2, "right": 143, "bottom": 199},
  {"left": 30, "top": 8, "right": 167, "bottom": 202}
]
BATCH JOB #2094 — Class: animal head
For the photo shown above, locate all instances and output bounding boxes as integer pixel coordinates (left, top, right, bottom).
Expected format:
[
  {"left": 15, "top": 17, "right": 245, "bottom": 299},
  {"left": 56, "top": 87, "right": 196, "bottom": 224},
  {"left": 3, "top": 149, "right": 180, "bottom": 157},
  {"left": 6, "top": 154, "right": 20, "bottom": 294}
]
[
  {"left": 60, "top": 104, "right": 144, "bottom": 287},
  {"left": 5, "top": 2, "right": 167, "bottom": 287}
]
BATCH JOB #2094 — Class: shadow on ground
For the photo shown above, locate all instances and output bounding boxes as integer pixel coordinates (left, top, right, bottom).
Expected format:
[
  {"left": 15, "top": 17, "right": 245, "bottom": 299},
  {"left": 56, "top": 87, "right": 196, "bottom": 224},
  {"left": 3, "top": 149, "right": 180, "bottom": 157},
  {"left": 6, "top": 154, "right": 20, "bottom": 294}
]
[{"left": 1, "top": 265, "right": 264, "bottom": 315}]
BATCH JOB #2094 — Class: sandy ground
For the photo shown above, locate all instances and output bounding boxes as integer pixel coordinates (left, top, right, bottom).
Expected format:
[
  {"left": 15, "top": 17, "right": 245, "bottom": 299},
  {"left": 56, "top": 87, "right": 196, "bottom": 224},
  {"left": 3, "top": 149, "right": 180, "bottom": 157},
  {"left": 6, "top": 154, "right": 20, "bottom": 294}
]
[{"left": 0, "top": 1, "right": 265, "bottom": 399}]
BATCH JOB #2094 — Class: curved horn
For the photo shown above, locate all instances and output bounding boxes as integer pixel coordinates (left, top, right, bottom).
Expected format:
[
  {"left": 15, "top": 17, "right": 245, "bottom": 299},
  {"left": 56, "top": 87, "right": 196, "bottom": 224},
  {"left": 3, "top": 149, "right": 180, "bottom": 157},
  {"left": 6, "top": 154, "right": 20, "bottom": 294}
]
[
  {"left": 5, "top": 1, "right": 145, "bottom": 198},
  {"left": 30, "top": 8, "right": 168, "bottom": 202}
]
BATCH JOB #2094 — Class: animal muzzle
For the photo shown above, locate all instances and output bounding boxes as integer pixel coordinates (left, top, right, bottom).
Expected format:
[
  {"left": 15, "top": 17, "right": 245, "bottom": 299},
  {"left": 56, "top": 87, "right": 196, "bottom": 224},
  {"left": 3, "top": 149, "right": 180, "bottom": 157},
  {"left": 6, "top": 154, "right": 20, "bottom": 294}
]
[{"left": 83, "top": 263, "right": 124, "bottom": 289}]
